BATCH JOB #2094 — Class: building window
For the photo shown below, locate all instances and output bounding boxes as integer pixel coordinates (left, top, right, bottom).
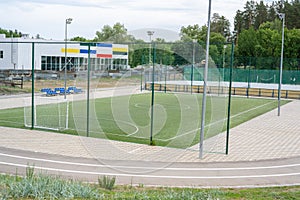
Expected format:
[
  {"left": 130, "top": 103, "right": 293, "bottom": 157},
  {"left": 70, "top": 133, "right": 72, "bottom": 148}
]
[
  {"left": 0, "top": 50, "right": 3, "bottom": 59},
  {"left": 41, "top": 56, "right": 46, "bottom": 70}
]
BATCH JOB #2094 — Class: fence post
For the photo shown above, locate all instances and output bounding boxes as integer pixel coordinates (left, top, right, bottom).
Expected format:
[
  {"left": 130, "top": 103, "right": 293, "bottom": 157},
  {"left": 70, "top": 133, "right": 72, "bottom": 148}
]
[
  {"left": 247, "top": 67, "right": 251, "bottom": 98},
  {"left": 31, "top": 42, "right": 35, "bottom": 129},
  {"left": 164, "top": 66, "right": 167, "bottom": 93},
  {"left": 150, "top": 42, "right": 156, "bottom": 145},
  {"left": 86, "top": 43, "right": 91, "bottom": 137},
  {"left": 140, "top": 69, "right": 143, "bottom": 92},
  {"left": 226, "top": 42, "right": 235, "bottom": 155}
]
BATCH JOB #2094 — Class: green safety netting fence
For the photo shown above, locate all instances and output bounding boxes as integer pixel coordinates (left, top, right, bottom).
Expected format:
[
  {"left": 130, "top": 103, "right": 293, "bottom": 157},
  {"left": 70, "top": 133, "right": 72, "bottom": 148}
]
[{"left": 184, "top": 67, "right": 300, "bottom": 85}]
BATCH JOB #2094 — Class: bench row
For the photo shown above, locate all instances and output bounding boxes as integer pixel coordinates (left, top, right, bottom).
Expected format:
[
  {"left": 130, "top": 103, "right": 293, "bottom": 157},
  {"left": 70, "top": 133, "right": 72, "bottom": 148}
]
[{"left": 41, "top": 87, "right": 82, "bottom": 96}]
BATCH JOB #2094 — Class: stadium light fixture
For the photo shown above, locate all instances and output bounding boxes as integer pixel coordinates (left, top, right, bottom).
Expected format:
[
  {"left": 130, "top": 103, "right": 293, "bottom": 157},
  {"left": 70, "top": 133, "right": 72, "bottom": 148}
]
[{"left": 64, "top": 18, "right": 73, "bottom": 99}]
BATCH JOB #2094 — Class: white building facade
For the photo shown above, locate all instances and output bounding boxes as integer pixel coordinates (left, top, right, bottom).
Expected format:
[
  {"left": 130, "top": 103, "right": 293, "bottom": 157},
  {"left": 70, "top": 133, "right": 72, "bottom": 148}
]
[{"left": 0, "top": 34, "right": 129, "bottom": 72}]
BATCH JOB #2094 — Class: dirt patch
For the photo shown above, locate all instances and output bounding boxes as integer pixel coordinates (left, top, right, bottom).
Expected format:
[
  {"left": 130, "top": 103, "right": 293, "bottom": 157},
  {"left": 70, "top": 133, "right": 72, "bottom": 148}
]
[
  {"left": 0, "top": 86, "right": 30, "bottom": 95},
  {"left": 30, "top": 78, "right": 139, "bottom": 90},
  {"left": 0, "top": 77, "right": 141, "bottom": 95}
]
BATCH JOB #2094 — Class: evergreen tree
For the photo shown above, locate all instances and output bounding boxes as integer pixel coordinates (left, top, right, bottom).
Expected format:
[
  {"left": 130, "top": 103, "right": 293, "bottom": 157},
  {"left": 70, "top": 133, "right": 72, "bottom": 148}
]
[
  {"left": 254, "top": 1, "right": 268, "bottom": 30},
  {"left": 211, "top": 13, "right": 231, "bottom": 40},
  {"left": 243, "top": 0, "right": 257, "bottom": 29}
]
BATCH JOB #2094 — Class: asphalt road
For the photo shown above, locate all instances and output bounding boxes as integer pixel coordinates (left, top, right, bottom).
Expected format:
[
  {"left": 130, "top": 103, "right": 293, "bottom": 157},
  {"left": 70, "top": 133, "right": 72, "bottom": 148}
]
[{"left": 0, "top": 147, "right": 299, "bottom": 187}]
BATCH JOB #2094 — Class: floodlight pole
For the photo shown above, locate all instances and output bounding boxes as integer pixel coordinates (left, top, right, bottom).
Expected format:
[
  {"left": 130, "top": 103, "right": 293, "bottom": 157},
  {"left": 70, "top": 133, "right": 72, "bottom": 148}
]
[
  {"left": 199, "top": 0, "right": 212, "bottom": 159},
  {"left": 278, "top": 12, "right": 285, "bottom": 116},
  {"left": 64, "top": 18, "right": 72, "bottom": 99}
]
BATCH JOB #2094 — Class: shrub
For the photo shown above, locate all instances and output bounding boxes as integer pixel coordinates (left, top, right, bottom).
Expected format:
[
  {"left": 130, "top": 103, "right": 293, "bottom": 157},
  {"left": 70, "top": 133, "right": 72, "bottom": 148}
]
[
  {"left": 25, "top": 164, "right": 35, "bottom": 179},
  {"left": 98, "top": 176, "right": 116, "bottom": 190},
  {"left": 0, "top": 170, "right": 101, "bottom": 199}
]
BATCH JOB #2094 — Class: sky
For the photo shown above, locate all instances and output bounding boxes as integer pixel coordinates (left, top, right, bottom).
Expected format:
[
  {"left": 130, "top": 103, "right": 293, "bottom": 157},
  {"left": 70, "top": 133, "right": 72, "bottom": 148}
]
[{"left": 0, "top": 0, "right": 265, "bottom": 41}]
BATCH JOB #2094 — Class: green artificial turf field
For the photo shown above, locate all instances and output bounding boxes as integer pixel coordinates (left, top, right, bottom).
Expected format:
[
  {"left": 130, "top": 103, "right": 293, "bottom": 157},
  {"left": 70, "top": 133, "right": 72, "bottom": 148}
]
[{"left": 0, "top": 92, "right": 288, "bottom": 148}]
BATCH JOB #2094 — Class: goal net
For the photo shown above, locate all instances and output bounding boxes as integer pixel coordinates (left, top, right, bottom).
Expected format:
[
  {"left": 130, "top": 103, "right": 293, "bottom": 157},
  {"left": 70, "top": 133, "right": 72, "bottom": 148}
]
[{"left": 24, "top": 96, "right": 69, "bottom": 131}]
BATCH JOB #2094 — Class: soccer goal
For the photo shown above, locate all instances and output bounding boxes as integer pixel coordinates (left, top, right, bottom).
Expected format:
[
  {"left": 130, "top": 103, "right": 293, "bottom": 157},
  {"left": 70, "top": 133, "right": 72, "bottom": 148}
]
[{"left": 24, "top": 96, "right": 69, "bottom": 131}]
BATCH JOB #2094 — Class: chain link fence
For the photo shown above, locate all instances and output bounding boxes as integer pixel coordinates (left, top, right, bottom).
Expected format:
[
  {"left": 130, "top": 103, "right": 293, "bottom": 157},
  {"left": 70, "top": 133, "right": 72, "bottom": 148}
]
[{"left": 0, "top": 40, "right": 299, "bottom": 158}]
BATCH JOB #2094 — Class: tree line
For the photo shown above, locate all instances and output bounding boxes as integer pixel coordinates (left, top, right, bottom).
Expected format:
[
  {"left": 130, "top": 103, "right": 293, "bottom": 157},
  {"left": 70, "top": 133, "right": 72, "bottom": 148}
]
[
  {"left": 234, "top": 0, "right": 300, "bottom": 70},
  {"left": 1, "top": 1, "right": 299, "bottom": 70},
  {"left": 0, "top": 28, "right": 22, "bottom": 38},
  {"left": 72, "top": 1, "right": 299, "bottom": 70},
  {"left": 178, "top": 0, "right": 300, "bottom": 70}
]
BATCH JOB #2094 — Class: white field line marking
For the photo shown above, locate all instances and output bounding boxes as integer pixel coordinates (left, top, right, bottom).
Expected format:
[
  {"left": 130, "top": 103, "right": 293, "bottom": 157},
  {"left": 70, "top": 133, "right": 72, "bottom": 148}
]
[
  {"left": 70, "top": 101, "right": 278, "bottom": 142},
  {"left": 126, "top": 102, "right": 191, "bottom": 137},
  {"left": 127, "top": 146, "right": 144, "bottom": 154},
  {"left": 159, "top": 101, "right": 275, "bottom": 142},
  {"left": 70, "top": 117, "right": 140, "bottom": 136},
  {"left": 66, "top": 127, "right": 147, "bottom": 140},
  {"left": 0, "top": 152, "right": 299, "bottom": 171},
  {"left": 134, "top": 103, "right": 191, "bottom": 110},
  {"left": 0, "top": 161, "right": 300, "bottom": 179}
]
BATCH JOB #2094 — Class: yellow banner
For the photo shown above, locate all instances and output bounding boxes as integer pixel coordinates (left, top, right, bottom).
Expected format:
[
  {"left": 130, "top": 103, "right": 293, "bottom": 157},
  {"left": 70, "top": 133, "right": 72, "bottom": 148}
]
[
  {"left": 61, "top": 48, "right": 80, "bottom": 53},
  {"left": 112, "top": 47, "right": 127, "bottom": 52}
]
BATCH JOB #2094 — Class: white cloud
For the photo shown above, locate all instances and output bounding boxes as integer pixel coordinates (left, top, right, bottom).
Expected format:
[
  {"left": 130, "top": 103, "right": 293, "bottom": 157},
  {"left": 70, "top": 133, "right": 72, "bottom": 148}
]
[{"left": 0, "top": 0, "right": 255, "bottom": 41}]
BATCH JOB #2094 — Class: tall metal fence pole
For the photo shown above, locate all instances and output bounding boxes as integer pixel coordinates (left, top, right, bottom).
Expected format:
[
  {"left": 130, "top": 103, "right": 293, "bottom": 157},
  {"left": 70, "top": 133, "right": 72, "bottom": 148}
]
[
  {"left": 164, "top": 66, "right": 167, "bottom": 93},
  {"left": 31, "top": 42, "right": 35, "bottom": 129},
  {"left": 140, "top": 68, "right": 143, "bottom": 92},
  {"left": 247, "top": 67, "right": 250, "bottom": 98},
  {"left": 150, "top": 42, "right": 156, "bottom": 145},
  {"left": 191, "top": 40, "right": 196, "bottom": 94},
  {"left": 87, "top": 43, "right": 91, "bottom": 137},
  {"left": 226, "top": 42, "right": 235, "bottom": 155}
]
